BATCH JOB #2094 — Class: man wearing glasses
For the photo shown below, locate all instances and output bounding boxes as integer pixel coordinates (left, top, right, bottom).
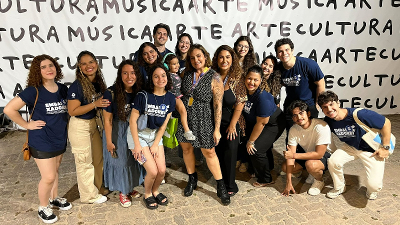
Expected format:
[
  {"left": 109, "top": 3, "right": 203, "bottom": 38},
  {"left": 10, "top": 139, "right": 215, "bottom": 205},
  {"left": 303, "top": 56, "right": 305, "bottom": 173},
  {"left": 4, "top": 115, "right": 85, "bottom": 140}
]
[{"left": 281, "top": 100, "right": 335, "bottom": 197}]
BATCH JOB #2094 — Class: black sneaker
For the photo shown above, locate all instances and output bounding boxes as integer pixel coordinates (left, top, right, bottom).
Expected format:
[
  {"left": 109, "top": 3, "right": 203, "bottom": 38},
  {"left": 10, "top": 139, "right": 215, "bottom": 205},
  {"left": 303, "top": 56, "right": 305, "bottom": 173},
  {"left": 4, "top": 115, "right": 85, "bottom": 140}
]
[
  {"left": 49, "top": 197, "right": 72, "bottom": 210},
  {"left": 38, "top": 206, "right": 58, "bottom": 224}
]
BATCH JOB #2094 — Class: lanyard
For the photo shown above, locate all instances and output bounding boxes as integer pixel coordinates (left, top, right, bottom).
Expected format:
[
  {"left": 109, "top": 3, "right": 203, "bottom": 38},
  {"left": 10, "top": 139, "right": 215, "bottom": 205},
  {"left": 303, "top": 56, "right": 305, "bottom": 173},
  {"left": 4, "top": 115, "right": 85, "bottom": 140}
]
[
  {"left": 190, "top": 67, "right": 209, "bottom": 94},
  {"left": 223, "top": 75, "right": 229, "bottom": 86}
]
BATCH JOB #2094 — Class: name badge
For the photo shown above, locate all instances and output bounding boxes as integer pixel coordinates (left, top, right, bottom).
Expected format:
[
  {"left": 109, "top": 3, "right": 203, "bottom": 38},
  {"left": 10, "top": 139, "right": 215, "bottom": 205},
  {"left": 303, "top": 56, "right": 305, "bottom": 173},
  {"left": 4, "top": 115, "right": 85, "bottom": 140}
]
[{"left": 188, "top": 97, "right": 194, "bottom": 106}]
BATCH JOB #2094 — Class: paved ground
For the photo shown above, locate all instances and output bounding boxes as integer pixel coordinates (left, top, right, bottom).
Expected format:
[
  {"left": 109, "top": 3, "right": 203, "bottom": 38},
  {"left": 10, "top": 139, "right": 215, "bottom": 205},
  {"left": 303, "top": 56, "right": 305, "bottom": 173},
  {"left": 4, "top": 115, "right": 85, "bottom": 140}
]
[{"left": 1, "top": 115, "right": 400, "bottom": 225}]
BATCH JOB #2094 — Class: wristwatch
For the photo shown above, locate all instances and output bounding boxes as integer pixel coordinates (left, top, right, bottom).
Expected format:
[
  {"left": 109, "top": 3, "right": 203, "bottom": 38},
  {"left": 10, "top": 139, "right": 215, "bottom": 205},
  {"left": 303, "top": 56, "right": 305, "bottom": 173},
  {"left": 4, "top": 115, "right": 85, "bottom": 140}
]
[{"left": 381, "top": 145, "right": 390, "bottom": 150}]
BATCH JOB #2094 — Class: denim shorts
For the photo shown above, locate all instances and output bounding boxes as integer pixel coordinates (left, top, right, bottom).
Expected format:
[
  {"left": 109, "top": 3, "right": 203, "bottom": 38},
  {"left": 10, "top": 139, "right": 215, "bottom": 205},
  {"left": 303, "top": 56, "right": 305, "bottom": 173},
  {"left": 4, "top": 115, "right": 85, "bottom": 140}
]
[{"left": 127, "top": 127, "right": 163, "bottom": 149}]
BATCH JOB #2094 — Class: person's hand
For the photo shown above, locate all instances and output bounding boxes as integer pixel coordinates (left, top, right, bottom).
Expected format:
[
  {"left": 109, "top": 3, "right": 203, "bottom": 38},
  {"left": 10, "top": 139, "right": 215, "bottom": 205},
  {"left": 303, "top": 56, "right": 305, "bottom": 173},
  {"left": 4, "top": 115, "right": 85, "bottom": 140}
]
[
  {"left": 226, "top": 125, "right": 237, "bottom": 141},
  {"left": 371, "top": 148, "right": 390, "bottom": 159},
  {"left": 131, "top": 145, "right": 142, "bottom": 161},
  {"left": 107, "top": 142, "right": 115, "bottom": 154},
  {"left": 246, "top": 141, "right": 257, "bottom": 155},
  {"left": 283, "top": 145, "right": 295, "bottom": 159},
  {"left": 150, "top": 144, "right": 159, "bottom": 158},
  {"left": 93, "top": 96, "right": 110, "bottom": 108},
  {"left": 214, "top": 130, "right": 221, "bottom": 146},
  {"left": 26, "top": 120, "right": 46, "bottom": 130},
  {"left": 282, "top": 182, "right": 295, "bottom": 196}
]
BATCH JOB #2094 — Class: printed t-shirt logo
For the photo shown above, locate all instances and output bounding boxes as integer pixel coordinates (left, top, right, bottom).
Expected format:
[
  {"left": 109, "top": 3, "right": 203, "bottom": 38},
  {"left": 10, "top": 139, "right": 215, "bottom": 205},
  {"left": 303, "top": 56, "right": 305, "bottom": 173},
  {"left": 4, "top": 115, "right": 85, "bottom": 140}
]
[
  {"left": 333, "top": 125, "right": 356, "bottom": 138},
  {"left": 283, "top": 74, "right": 301, "bottom": 86},
  {"left": 243, "top": 101, "right": 253, "bottom": 114}
]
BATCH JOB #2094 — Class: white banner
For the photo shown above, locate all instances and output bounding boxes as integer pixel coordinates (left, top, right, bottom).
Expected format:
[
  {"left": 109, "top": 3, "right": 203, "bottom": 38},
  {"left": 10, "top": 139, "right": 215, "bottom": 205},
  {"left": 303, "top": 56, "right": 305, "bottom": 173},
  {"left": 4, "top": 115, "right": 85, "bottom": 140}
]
[{"left": 1, "top": 0, "right": 399, "bottom": 114}]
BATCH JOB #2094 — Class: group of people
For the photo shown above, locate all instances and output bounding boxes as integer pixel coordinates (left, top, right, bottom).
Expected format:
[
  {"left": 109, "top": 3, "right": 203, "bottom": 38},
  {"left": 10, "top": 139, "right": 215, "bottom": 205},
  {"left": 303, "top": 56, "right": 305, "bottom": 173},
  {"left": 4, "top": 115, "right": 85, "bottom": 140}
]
[{"left": 3, "top": 23, "right": 393, "bottom": 224}]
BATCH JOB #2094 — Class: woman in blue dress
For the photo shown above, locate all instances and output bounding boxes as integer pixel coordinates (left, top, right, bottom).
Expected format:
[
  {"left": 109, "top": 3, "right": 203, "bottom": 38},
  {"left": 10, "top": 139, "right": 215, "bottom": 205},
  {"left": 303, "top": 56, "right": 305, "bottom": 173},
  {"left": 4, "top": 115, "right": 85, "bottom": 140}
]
[
  {"left": 102, "top": 60, "right": 146, "bottom": 207},
  {"left": 4, "top": 55, "right": 71, "bottom": 223}
]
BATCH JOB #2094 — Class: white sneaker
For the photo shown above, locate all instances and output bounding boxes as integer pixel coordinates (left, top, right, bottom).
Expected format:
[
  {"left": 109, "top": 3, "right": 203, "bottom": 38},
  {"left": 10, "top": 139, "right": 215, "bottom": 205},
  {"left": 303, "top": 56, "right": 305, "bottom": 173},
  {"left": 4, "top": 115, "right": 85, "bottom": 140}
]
[
  {"left": 308, "top": 180, "right": 325, "bottom": 196},
  {"left": 184, "top": 131, "right": 196, "bottom": 141},
  {"left": 93, "top": 195, "right": 107, "bottom": 204},
  {"left": 366, "top": 191, "right": 378, "bottom": 200},
  {"left": 326, "top": 186, "right": 346, "bottom": 199},
  {"left": 305, "top": 174, "right": 315, "bottom": 184},
  {"left": 38, "top": 206, "right": 58, "bottom": 224}
]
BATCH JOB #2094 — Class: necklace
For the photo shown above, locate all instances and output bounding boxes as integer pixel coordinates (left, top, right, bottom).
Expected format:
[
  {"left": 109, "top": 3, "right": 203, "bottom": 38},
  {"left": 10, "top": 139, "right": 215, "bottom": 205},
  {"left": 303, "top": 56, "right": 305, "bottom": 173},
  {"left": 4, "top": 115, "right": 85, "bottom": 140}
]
[{"left": 154, "top": 93, "right": 167, "bottom": 111}]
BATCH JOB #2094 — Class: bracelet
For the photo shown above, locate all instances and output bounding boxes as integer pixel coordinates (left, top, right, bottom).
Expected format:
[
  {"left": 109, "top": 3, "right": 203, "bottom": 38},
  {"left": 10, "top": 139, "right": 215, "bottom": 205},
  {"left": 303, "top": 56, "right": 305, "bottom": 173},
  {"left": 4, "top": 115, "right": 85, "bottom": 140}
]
[
  {"left": 247, "top": 141, "right": 255, "bottom": 146},
  {"left": 92, "top": 102, "right": 97, "bottom": 110}
]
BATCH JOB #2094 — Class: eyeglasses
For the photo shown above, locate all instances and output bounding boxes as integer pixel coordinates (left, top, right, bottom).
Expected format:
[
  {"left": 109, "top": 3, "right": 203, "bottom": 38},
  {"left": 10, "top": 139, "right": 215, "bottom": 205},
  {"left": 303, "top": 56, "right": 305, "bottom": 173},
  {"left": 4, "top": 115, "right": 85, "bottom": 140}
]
[
  {"left": 292, "top": 110, "right": 306, "bottom": 119},
  {"left": 237, "top": 44, "right": 249, "bottom": 49},
  {"left": 179, "top": 40, "right": 190, "bottom": 45}
]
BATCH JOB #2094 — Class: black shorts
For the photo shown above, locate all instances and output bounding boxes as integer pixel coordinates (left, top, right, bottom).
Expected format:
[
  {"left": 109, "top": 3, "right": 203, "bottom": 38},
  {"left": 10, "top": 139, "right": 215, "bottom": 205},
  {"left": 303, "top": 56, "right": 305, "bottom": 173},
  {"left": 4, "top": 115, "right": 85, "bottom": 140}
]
[
  {"left": 30, "top": 146, "right": 66, "bottom": 159},
  {"left": 296, "top": 149, "right": 331, "bottom": 171}
]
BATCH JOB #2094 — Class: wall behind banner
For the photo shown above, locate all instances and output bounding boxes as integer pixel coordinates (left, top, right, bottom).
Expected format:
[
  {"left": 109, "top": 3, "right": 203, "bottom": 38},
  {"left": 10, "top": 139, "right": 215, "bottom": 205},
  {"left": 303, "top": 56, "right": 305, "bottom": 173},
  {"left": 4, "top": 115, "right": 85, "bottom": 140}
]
[{"left": 1, "top": 0, "right": 399, "bottom": 114}]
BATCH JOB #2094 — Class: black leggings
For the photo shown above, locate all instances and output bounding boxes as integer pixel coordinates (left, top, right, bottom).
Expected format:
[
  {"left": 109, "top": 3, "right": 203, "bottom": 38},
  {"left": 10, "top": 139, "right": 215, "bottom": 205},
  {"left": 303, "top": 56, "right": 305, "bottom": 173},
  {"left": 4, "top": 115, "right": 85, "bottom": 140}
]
[
  {"left": 249, "top": 110, "right": 285, "bottom": 183},
  {"left": 215, "top": 123, "right": 239, "bottom": 193}
]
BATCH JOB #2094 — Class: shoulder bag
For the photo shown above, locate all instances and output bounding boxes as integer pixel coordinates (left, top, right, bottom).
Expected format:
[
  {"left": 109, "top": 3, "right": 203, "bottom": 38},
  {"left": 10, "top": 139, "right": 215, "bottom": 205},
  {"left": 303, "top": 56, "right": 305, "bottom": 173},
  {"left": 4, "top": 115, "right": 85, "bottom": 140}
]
[
  {"left": 353, "top": 108, "right": 396, "bottom": 154},
  {"left": 22, "top": 87, "right": 39, "bottom": 161}
]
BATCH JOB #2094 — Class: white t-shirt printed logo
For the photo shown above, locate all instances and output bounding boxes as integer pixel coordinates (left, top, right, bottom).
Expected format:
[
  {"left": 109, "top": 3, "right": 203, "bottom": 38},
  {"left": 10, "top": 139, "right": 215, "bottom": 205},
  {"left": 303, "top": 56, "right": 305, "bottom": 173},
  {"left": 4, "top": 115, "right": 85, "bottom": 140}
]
[
  {"left": 243, "top": 101, "right": 253, "bottom": 114},
  {"left": 147, "top": 104, "right": 169, "bottom": 117},
  {"left": 283, "top": 74, "right": 301, "bottom": 86},
  {"left": 45, "top": 99, "right": 67, "bottom": 114},
  {"left": 71, "top": 93, "right": 76, "bottom": 98},
  {"left": 333, "top": 125, "right": 356, "bottom": 138}
]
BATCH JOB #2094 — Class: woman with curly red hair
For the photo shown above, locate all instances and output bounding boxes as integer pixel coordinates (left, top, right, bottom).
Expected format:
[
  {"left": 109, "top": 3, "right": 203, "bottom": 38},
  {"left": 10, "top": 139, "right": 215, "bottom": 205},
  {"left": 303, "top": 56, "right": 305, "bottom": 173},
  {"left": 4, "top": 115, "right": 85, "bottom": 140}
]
[{"left": 4, "top": 54, "right": 71, "bottom": 223}]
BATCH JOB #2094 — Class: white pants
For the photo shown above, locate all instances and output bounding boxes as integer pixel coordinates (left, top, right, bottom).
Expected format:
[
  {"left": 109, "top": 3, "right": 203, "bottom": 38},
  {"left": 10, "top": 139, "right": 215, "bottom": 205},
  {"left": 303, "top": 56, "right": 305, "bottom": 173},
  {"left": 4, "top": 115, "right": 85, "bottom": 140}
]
[{"left": 328, "top": 143, "right": 385, "bottom": 193}]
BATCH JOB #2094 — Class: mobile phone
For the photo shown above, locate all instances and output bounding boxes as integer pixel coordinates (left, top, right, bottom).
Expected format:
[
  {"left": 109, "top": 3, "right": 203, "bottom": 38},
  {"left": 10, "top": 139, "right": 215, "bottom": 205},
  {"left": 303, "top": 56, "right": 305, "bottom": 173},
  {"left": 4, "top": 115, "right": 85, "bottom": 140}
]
[
  {"left": 137, "top": 153, "right": 147, "bottom": 165},
  {"left": 111, "top": 150, "right": 118, "bottom": 158}
]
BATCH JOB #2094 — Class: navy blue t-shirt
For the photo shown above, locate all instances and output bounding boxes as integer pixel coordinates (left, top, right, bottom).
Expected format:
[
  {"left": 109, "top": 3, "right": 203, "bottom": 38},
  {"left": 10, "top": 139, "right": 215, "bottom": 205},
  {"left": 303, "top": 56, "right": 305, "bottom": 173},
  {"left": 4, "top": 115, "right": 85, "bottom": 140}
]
[
  {"left": 67, "top": 80, "right": 102, "bottom": 120},
  {"left": 103, "top": 86, "right": 135, "bottom": 120},
  {"left": 243, "top": 89, "right": 277, "bottom": 126},
  {"left": 18, "top": 83, "right": 68, "bottom": 152},
  {"left": 132, "top": 91, "right": 176, "bottom": 129},
  {"left": 279, "top": 56, "right": 324, "bottom": 108},
  {"left": 324, "top": 108, "right": 385, "bottom": 153}
]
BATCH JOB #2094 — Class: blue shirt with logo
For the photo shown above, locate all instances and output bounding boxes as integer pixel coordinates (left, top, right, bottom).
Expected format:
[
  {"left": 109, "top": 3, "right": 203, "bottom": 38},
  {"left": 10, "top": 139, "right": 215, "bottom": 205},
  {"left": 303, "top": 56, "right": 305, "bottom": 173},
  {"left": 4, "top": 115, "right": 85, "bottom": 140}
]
[
  {"left": 324, "top": 108, "right": 385, "bottom": 153},
  {"left": 18, "top": 83, "right": 69, "bottom": 152},
  {"left": 279, "top": 56, "right": 324, "bottom": 108},
  {"left": 67, "top": 80, "right": 102, "bottom": 120},
  {"left": 132, "top": 91, "right": 176, "bottom": 129},
  {"left": 243, "top": 89, "right": 277, "bottom": 127}
]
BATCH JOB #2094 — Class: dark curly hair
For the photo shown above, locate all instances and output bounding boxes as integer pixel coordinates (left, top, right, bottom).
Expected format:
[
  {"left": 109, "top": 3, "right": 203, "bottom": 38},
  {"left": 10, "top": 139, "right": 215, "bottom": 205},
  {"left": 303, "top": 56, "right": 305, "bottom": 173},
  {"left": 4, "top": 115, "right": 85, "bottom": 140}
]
[
  {"left": 137, "top": 42, "right": 162, "bottom": 67},
  {"left": 233, "top": 36, "right": 256, "bottom": 77},
  {"left": 113, "top": 60, "right": 143, "bottom": 121},
  {"left": 274, "top": 38, "right": 294, "bottom": 54},
  {"left": 183, "top": 44, "right": 213, "bottom": 77},
  {"left": 174, "top": 33, "right": 193, "bottom": 59},
  {"left": 287, "top": 100, "right": 309, "bottom": 116},
  {"left": 27, "top": 54, "right": 63, "bottom": 88},
  {"left": 147, "top": 63, "right": 172, "bottom": 93},
  {"left": 211, "top": 45, "right": 243, "bottom": 81},
  {"left": 317, "top": 91, "right": 339, "bottom": 107},
  {"left": 75, "top": 50, "right": 107, "bottom": 103},
  {"left": 260, "top": 55, "right": 282, "bottom": 98}
]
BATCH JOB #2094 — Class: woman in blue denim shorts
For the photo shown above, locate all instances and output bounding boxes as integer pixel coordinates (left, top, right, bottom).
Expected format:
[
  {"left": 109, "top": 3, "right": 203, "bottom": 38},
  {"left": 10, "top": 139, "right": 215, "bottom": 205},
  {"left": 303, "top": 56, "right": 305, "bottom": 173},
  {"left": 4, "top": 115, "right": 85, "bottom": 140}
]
[{"left": 127, "top": 64, "right": 176, "bottom": 209}]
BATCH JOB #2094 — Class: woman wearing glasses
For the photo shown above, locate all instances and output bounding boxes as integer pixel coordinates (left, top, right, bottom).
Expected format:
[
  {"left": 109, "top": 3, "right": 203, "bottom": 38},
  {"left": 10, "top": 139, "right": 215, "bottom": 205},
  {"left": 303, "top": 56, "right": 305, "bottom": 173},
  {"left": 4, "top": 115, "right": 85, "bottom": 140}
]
[{"left": 233, "top": 36, "right": 257, "bottom": 173}]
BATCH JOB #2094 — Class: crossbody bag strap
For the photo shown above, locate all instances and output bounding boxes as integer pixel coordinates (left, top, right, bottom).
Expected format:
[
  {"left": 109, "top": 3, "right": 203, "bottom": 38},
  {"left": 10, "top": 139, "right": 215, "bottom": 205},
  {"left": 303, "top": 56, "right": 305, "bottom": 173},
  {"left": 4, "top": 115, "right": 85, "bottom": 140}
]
[
  {"left": 352, "top": 108, "right": 374, "bottom": 133},
  {"left": 26, "top": 87, "right": 39, "bottom": 142},
  {"left": 140, "top": 91, "right": 148, "bottom": 114}
]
